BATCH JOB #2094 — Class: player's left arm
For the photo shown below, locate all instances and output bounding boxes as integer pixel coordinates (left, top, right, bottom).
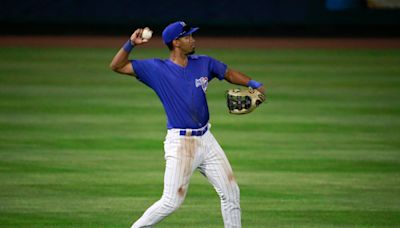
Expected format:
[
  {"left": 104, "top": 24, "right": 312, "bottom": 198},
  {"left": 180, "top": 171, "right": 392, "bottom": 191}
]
[{"left": 224, "top": 68, "right": 265, "bottom": 94}]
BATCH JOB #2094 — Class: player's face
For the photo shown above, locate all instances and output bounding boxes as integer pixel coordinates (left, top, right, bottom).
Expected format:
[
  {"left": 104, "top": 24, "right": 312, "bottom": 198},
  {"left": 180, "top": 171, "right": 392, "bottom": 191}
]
[{"left": 177, "top": 35, "right": 196, "bottom": 55}]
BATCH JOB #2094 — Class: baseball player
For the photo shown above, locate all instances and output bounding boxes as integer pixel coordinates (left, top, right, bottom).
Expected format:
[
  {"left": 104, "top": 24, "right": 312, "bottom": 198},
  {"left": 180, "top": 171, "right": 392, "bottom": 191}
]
[{"left": 110, "top": 21, "right": 265, "bottom": 228}]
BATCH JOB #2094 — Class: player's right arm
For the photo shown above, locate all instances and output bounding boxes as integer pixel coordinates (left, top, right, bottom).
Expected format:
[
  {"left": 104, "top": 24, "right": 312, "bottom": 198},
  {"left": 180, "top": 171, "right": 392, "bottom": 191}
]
[{"left": 109, "top": 28, "right": 149, "bottom": 77}]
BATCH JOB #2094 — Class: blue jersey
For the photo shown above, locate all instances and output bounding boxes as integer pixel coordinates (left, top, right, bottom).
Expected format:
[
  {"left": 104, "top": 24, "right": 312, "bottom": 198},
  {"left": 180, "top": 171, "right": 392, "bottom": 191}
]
[{"left": 131, "top": 55, "right": 227, "bottom": 129}]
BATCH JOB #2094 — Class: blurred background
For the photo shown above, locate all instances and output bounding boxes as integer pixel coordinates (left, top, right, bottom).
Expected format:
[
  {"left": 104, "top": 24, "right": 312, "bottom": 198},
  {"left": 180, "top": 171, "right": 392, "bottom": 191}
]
[{"left": 1, "top": 0, "right": 400, "bottom": 37}]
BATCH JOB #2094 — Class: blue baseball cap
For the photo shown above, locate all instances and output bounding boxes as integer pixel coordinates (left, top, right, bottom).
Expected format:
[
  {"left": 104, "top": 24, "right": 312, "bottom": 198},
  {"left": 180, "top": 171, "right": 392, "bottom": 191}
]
[{"left": 162, "top": 21, "right": 199, "bottom": 45}]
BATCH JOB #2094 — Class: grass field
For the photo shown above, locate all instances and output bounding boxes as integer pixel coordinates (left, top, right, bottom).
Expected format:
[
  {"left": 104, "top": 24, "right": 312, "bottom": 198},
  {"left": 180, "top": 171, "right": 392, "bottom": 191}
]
[{"left": 1, "top": 46, "right": 400, "bottom": 227}]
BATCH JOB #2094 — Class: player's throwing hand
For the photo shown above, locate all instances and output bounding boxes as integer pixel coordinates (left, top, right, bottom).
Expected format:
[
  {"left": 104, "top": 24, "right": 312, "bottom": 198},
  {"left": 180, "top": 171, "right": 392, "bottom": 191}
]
[{"left": 130, "top": 27, "right": 153, "bottom": 45}]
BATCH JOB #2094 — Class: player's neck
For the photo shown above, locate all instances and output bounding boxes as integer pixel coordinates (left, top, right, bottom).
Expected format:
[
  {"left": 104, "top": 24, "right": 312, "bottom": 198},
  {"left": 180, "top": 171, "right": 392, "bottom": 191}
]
[{"left": 169, "top": 50, "right": 188, "bottom": 67}]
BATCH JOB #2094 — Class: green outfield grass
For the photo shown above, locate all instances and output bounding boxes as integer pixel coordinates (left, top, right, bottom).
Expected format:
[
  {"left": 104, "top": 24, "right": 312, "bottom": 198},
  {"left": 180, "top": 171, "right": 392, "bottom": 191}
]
[{"left": 1, "top": 46, "right": 400, "bottom": 227}]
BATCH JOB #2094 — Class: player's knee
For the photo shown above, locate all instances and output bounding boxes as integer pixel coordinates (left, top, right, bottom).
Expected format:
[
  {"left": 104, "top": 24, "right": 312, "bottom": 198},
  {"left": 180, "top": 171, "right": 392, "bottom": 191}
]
[
  {"left": 161, "top": 196, "right": 184, "bottom": 213},
  {"left": 163, "top": 201, "right": 182, "bottom": 213}
]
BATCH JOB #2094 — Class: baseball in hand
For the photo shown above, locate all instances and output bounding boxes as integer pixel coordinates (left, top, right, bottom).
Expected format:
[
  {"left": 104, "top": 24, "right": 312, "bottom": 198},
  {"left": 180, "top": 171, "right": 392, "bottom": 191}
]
[{"left": 141, "top": 28, "right": 153, "bottom": 40}]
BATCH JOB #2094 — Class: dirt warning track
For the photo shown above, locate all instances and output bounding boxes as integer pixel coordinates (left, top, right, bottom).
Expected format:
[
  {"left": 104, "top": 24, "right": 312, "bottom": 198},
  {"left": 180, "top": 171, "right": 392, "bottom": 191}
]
[{"left": 1, "top": 36, "right": 399, "bottom": 49}]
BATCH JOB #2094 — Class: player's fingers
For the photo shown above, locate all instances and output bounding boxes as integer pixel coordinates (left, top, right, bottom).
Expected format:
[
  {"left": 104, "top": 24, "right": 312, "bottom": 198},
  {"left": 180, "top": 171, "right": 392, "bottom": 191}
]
[
  {"left": 137, "top": 29, "right": 143, "bottom": 38},
  {"left": 131, "top": 29, "right": 141, "bottom": 40},
  {"left": 133, "top": 28, "right": 141, "bottom": 36}
]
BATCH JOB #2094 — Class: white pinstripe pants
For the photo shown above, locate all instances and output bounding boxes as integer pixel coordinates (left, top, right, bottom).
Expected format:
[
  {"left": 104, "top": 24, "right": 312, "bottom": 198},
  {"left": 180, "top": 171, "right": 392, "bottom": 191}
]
[{"left": 131, "top": 124, "right": 241, "bottom": 227}]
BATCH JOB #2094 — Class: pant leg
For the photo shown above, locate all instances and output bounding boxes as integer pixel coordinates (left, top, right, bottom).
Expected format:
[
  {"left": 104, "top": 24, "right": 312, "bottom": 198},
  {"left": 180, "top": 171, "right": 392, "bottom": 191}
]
[
  {"left": 199, "top": 131, "right": 241, "bottom": 228},
  {"left": 131, "top": 135, "right": 199, "bottom": 228}
]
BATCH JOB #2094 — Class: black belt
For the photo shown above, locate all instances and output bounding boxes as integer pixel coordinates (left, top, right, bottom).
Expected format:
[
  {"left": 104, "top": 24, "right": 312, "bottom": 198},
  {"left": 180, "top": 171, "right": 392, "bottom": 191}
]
[{"left": 179, "top": 126, "right": 208, "bottom": 136}]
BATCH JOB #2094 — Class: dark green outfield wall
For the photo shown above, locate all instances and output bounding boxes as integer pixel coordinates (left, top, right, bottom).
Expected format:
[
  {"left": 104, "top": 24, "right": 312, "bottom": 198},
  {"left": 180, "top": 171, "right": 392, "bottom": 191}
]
[{"left": 1, "top": 0, "right": 399, "bottom": 36}]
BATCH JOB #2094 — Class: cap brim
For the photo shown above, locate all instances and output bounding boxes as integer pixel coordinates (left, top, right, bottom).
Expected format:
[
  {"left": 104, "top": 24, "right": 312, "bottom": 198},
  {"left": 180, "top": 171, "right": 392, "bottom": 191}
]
[{"left": 181, "top": 27, "right": 199, "bottom": 37}]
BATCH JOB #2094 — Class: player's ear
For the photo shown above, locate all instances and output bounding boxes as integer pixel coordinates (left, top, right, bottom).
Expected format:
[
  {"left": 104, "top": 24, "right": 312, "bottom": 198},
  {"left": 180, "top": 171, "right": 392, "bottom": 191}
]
[{"left": 172, "top": 39, "right": 180, "bottom": 48}]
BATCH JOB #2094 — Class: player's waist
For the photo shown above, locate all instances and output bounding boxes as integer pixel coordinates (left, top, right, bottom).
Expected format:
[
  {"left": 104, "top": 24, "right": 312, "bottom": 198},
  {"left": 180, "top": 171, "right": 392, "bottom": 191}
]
[{"left": 168, "top": 123, "right": 210, "bottom": 137}]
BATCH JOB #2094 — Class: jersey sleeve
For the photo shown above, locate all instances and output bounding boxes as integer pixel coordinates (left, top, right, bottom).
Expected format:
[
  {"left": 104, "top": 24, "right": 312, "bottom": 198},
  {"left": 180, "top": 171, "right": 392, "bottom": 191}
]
[
  {"left": 131, "top": 59, "right": 158, "bottom": 88},
  {"left": 208, "top": 56, "right": 227, "bottom": 80}
]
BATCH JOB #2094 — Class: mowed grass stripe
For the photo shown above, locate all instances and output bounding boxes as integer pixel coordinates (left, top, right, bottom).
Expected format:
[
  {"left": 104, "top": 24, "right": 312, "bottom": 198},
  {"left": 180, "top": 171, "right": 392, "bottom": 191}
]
[{"left": 1, "top": 47, "right": 400, "bottom": 227}]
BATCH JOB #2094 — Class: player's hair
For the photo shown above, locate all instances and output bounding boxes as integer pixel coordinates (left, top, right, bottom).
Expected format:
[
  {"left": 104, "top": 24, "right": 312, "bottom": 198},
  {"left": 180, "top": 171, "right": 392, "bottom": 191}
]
[{"left": 166, "top": 42, "right": 174, "bottom": 51}]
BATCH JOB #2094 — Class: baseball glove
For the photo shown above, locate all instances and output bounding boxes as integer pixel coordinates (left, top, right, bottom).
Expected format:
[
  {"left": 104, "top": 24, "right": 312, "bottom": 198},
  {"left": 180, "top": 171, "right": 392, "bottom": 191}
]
[{"left": 226, "top": 88, "right": 265, "bottom": 114}]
